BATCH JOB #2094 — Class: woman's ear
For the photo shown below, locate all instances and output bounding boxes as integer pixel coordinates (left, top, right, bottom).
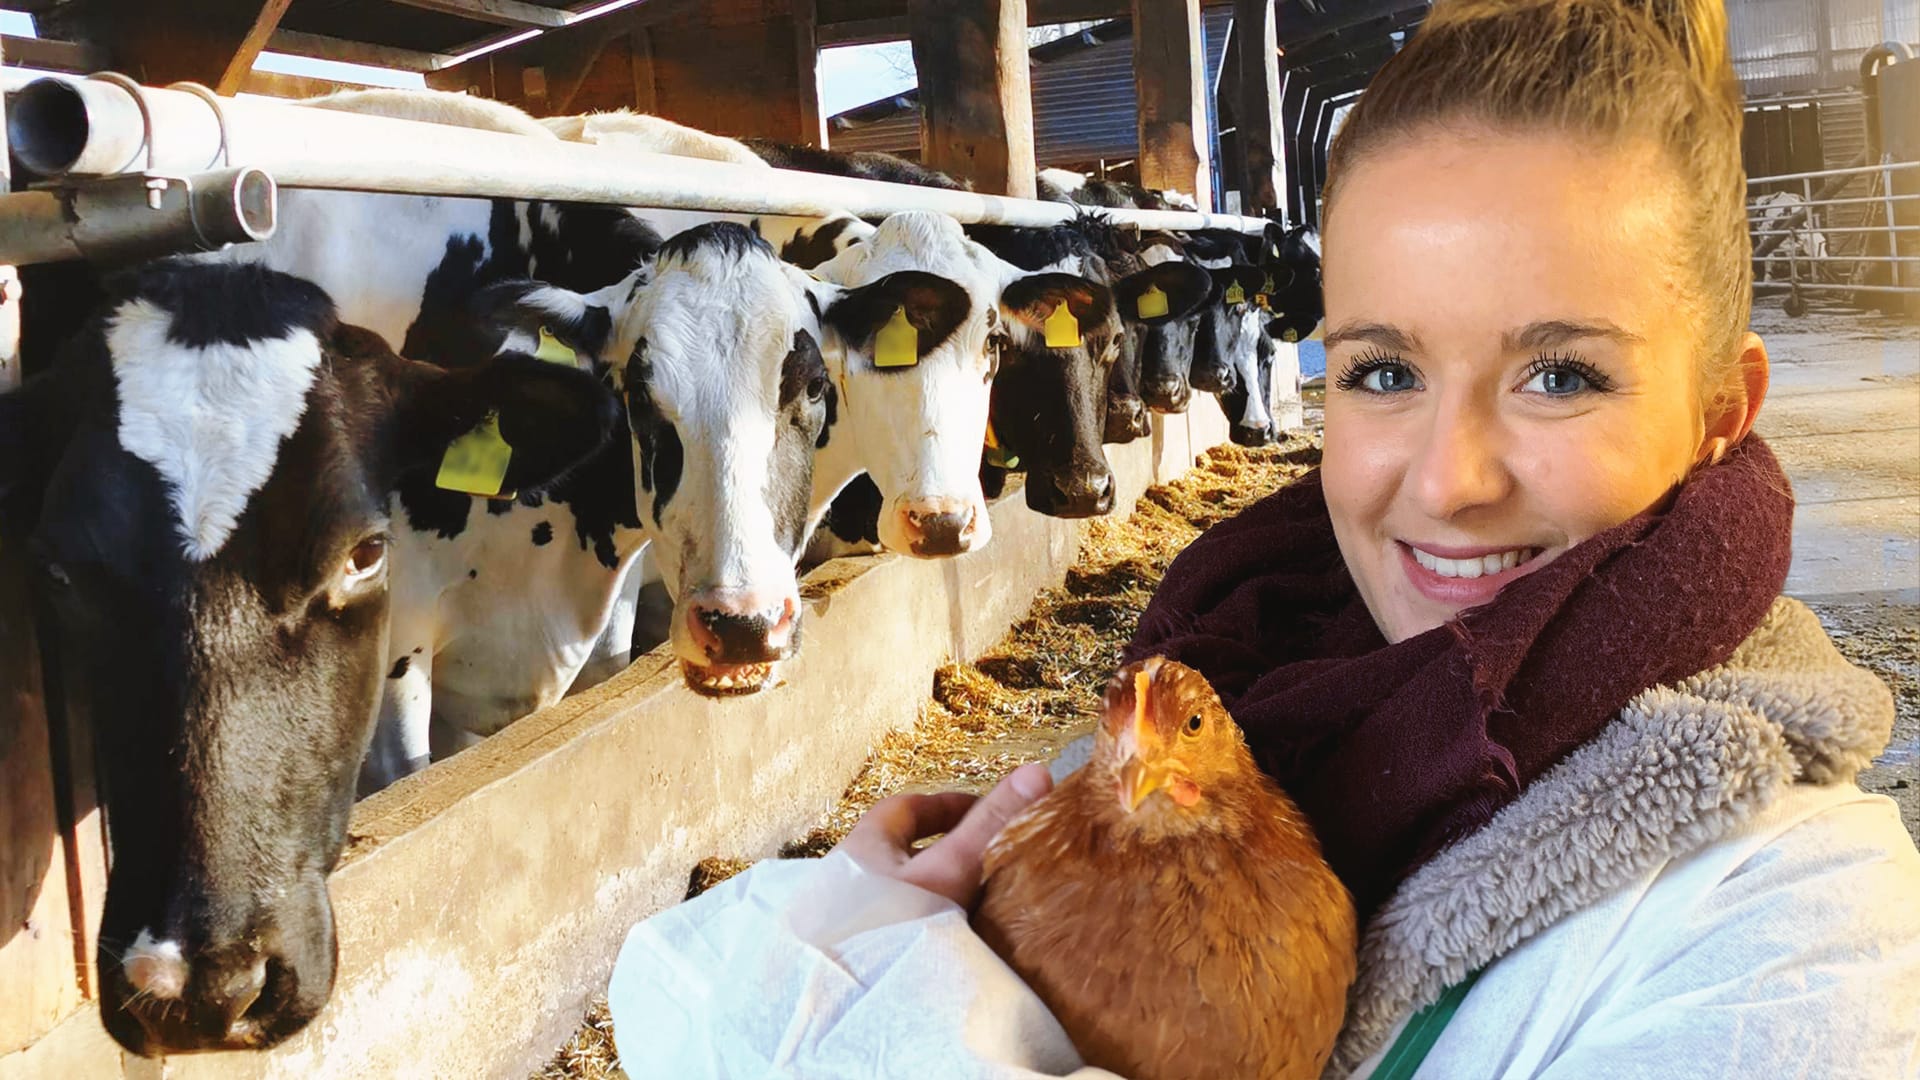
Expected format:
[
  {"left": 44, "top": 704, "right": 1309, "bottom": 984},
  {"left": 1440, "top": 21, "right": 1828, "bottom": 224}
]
[{"left": 1701, "top": 331, "right": 1770, "bottom": 465}]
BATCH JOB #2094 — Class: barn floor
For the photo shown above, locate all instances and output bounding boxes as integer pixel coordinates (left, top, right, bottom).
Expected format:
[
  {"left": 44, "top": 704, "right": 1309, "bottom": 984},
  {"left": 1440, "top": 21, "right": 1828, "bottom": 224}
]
[
  {"left": 530, "top": 298, "right": 1920, "bottom": 1076},
  {"left": 1749, "top": 295, "right": 1920, "bottom": 835}
]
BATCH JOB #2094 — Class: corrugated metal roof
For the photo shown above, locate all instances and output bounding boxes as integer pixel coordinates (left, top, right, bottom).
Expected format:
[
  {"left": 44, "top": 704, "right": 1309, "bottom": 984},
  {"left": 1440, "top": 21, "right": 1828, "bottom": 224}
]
[
  {"left": 829, "top": 10, "right": 1233, "bottom": 168},
  {"left": 1729, "top": 0, "right": 1920, "bottom": 96}
]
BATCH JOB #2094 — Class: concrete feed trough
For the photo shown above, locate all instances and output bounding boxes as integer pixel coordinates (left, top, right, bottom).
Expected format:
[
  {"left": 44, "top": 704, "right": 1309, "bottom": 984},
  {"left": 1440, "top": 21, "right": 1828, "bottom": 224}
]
[{"left": 0, "top": 402, "right": 1233, "bottom": 1080}]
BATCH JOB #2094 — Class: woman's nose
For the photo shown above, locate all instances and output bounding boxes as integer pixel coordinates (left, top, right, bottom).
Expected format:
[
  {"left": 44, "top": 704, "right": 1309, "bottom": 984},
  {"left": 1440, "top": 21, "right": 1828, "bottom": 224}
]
[{"left": 1408, "top": 401, "right": 1513, "bottom": 520}]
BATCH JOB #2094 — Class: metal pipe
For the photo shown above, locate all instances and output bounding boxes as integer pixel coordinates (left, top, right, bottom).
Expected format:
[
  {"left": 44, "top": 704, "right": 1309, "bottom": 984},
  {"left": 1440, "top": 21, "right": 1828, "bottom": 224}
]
[
  {"left": 1754, "top": 282, "right": 1920, "bottom": 295},
  {"left": 3, "top": 73, "right": 1274, "bottom": 236},
  {"left": 0, "top": 167, "right": 276, "bottom": 265},
  {"left": 1749, "top": 225, "right": 1920, "bottom": 235},
  {"left": 1749, "top": 193, "right": 1920, "bottom": 210},
  {"left": 1747, "top": 159, "right": 1920, "bottom": 186}
]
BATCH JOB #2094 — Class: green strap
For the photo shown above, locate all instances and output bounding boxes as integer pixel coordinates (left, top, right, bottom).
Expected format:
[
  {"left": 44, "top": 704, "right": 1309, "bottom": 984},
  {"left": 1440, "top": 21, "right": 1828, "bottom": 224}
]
[{"left": 1367, "top": 968, "right": 1484, "bottom": 1080}]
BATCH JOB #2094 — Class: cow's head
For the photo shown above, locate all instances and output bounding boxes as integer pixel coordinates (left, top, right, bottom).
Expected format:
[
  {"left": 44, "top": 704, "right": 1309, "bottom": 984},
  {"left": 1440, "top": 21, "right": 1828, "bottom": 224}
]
[
  {"left": 1258, "top": 222, "right": 1325, "bottom": 344},
  {"left": 0, "top": 261, "right": 615, "bottom": 1055},
  {"left": 1047, "top": 221, "right": 1212, "bottom": 446},
  {"left": 1190, "top": 264, "right": 1267, "bottom": 395},
  {"left": 478, "top": 223, "right": 835, "bottom": 695},
  {"left": 812, "top": 211, "right": 1034, "bottom": 553},
  {"left": 1126, "top": 238, "right": 1228, "bottom": 415}
]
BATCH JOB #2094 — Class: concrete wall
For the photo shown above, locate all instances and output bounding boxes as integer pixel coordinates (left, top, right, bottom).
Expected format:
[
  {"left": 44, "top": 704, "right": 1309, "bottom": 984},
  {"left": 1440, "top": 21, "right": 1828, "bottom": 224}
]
[{"left": 0, "top": 400, "right": 1232, "bottom": 1080}]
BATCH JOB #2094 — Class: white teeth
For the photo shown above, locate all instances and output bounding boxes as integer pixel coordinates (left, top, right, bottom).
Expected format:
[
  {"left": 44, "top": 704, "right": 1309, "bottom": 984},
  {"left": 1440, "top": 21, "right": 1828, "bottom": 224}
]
[{"left": 1411, "top": 546, "right": 1533, "bottom": 579}]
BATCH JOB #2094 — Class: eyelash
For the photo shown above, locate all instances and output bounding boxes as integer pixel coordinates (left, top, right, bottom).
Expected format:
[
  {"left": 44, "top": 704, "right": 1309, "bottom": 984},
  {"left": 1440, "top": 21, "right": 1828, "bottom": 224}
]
[
  {"left": 1522, "top": 352, "right": 1615, "bottom": 394},
  {"left": 1332, "top": 349, "right": 1406, "bottom": 392},
  {"left": 1332, "top": 350, "right": 1617, "bottom": 395}
]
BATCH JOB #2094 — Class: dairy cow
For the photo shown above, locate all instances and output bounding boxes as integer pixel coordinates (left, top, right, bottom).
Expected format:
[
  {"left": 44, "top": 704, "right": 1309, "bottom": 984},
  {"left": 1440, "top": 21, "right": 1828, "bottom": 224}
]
[{"left": 0, "top": 260, "right": 615, "bottom": 1055}]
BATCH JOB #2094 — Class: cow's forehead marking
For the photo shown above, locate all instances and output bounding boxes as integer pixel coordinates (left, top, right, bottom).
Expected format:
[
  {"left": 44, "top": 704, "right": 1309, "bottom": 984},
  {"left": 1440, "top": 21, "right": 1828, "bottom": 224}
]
[{"left": 107, "top": 298, "right": 325, "bottom": 561}]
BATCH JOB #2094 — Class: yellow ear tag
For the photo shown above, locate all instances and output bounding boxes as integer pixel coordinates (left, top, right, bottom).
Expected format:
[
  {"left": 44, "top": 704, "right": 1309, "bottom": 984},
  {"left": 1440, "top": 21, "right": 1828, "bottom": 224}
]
[
  {"left": 1044, "top": 302, "right": 1082, "bottom": 348},
  {"left": 534, "top": 326, "right": 577, "bottom": 366},
  {"left": 1262, "top": 273, "right": 1277, "bottom": 294},
  {"left": 1135, "top": 284, "right": 1169, "bottom": 319},
  {"left": 435, "top": 411, "right": 515, "bottom": 499},
  {"left": 1255, "top": 292, "right": 1273, "bottom": 311},
  {"left": 1224, "top": 280, "right": 1246, "bottom": 306},
  {"left": 874, "top": 305, "right": 920, "bottom": 368}
]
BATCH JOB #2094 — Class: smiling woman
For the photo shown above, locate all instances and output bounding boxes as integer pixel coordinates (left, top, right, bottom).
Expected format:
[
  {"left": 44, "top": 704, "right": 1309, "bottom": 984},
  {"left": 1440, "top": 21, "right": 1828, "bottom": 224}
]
[{"left": 592, "top": 1, "right": 1920, "bottom": 1077}]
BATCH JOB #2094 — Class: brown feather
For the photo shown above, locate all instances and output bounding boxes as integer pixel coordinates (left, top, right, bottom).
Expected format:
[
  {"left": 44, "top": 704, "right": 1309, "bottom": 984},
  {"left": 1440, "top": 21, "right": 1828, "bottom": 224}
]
[{"left": 976, "top": 658, "right": 1358, "bottom": 1080}]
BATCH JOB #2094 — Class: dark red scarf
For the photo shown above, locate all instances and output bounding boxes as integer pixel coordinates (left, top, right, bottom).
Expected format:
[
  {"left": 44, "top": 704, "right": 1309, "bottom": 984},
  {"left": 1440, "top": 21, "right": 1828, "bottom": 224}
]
[{"left": 1123, "top": 438, "right": 1795, "bottom": 918}]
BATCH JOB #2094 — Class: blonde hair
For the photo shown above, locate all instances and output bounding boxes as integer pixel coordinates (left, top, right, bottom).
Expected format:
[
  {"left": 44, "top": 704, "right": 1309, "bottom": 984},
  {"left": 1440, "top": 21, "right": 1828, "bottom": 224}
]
[{"left": 1325, "top": 0, "right": 1750, "bottom": 400}]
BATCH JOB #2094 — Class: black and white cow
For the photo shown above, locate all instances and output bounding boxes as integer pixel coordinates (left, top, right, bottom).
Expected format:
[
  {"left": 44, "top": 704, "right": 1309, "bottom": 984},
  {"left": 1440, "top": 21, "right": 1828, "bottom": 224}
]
[
  {"left": 967, "top": 217, "right": 1212, "bottom": 513},
  {"left": 0, "top": 260, "right": 615, "bottom": 1055}
]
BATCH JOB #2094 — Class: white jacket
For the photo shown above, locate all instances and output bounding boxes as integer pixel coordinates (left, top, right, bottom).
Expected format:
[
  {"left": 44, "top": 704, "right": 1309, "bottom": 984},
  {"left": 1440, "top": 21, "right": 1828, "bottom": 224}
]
[{"left": 608, "top": 599, "right": 1920, "bottom": 1078}]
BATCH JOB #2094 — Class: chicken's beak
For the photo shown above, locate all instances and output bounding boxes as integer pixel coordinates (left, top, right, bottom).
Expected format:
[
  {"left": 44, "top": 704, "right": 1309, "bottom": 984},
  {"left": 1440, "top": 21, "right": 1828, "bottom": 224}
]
[{"left": 1119, "top": 756, "right": 1165, "bottom": 812}]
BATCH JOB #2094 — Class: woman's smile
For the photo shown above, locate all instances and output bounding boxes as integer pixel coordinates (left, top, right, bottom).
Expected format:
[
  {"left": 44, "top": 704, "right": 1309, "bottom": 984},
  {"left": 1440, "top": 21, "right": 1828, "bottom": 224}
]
[{"left": 1397, "top": 540, "right": 1550, "bottom": 606}]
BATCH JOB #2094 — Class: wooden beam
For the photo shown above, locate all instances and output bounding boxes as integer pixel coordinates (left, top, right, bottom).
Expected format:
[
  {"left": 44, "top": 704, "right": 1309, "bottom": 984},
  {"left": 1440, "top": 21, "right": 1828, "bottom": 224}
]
[
  {"left": 384, "top": 0, "right": 577, "bottom": 29},
  {"left": 1233, "top": 0, "right": 1283, "bottom": 213},
  {"left": 1131, "top": 0, "right": 1211, "bottom": 210},
  {"left": 43, "top": 0, "right": 293, "bottom": 94},
  {"left": 0, "top": 36, "right": 107, "bottom": 73},
  {"left": 818, "top": 0, "right": 1234, "bottom": 44},
  {"left": 268, "top": 28, "right": 461, "bottom": 73},
  {"left": 908, "top": 0, "right": 1036, "bottom": 197},
  {"left": 794, "top": 0, "right": 825, "bottom": 145}
]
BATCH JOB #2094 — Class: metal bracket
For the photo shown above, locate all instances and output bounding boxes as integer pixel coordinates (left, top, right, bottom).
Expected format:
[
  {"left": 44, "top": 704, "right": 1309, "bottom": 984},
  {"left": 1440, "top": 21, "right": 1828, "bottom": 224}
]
[{"left": 65, "top": 169, "right": 276, "bottom": 264}]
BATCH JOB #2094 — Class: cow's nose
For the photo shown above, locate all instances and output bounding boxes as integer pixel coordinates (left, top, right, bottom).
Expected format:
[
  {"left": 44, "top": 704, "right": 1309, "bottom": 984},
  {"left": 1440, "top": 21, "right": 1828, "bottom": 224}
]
[
  {"left": 1142, "top": 375, "right": 1189, "bottom": 413},
  {"left": 112, "top": 933, "right": 299, "bottom": 1053},
  {"left": 900, "top": 498, "right": 979, "bottom": 557},
  {"left": 1105, "top": 396, "right": 1149, "bottom": 444},
  {"left": 1037, "top": 467, "right": 1114, "bottom": 518},
  {"left": 1231, "top": 421, "right": 1275, "bottom": 447},
  {"left": 685, "top": 591, "right": 798, "bottom": 663},
  {"left": 1189, "top": 362, "right": 1232, "bottom": 394}
]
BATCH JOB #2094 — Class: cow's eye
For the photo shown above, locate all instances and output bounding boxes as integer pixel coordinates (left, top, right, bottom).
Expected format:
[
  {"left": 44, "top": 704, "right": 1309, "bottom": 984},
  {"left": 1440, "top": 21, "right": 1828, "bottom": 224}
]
[
  {"left": 806, "top": 374, "right": 827, "bottom": 401},
  {"left": 343, "top": 537, "right": 387, "bottom": 583}
]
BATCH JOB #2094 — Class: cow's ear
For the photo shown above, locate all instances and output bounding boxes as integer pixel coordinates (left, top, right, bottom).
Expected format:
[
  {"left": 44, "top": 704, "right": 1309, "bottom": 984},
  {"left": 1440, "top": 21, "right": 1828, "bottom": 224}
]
[
  {"left": 468, "top": 278, "right": 620, "bottom": 365},
  {"left": 1112, "top": 260, "right": 1212, "bottom": 325},
  {"left": 390, "top": 353, "right": 621, "bottom": 495},
  {"left": 999, "top": 272, "right": 1113, "bottom": 336},
  {"left": 1209, "top": 264, "right": 1266, "bottom": 307},
  {"left": 1264, "top": 314, "right": 1318, "bottom": 343},
  {"left": 824, "top": 270, "right": 972, "bottom": 362}
]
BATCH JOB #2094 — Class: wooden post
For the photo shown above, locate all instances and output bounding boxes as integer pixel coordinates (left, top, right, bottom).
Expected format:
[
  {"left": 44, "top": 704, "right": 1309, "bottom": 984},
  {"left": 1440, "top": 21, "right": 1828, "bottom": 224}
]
[
  {"left": 1131, "top": 0, "right": 1212, "bottom": 210},
  {"left": 908, "top": 0, "right": 1036, "bottom": 197},
  {"left": 43, "top": 0, "right": 293, "bottom": 95},
  {"left": 1233, "top": 0, "right": 1284, "bottom": 214},
  {"left": 795, "top": 0, "right": 826, "bottom": 146}
]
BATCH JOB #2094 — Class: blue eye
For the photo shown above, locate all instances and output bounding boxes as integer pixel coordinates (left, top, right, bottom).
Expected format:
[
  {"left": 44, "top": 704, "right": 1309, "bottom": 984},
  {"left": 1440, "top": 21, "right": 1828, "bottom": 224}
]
[
  {"left": 1521, "top": 355, "right": 1613, "bottom": 397},
  {"left": 1335, "top": 354, "right": 1422, "bottom": 394}
]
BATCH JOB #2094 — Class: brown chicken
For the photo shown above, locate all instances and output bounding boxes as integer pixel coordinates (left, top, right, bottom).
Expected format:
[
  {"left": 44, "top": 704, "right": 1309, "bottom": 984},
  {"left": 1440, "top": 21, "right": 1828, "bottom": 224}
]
[{"left": 974, "top": 657, "right": 1358, "bottom": 1080}]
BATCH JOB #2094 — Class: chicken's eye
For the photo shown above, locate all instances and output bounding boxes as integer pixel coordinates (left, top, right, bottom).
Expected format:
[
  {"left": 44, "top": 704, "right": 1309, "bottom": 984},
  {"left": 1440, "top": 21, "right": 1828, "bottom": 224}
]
[{"left": 1184, "top": 714, "right": 1203, "bottom": 735}]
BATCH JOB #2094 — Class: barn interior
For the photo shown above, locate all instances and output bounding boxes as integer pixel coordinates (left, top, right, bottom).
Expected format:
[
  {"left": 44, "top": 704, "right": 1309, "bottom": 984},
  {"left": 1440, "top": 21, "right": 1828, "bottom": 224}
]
[{"left": 0, "top": 1, "right": 1914, "bottom": 1077}]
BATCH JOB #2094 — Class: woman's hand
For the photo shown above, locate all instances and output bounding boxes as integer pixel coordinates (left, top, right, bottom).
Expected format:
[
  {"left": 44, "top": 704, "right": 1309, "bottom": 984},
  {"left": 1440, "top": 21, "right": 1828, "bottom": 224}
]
[{"left": 836, "top": 763, "right": 1053, "bottom": 909}]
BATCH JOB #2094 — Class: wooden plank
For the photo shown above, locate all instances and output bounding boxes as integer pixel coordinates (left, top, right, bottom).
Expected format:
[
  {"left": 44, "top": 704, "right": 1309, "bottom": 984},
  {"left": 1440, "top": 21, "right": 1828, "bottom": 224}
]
[
  {"left": 239, "top": 69, "right": 373, "bottom": 99},
  {"left": 1131, "top": 0, "right": 1211, "bottom": 209},
  {"left": 629, "top": 27, "right": 657, "bottom": 114},
  {"left": 794, "top": 0, "right": 824, "bottom": 145},
  {"left": 44, "top": 0, "right": 293, "bottom": 94},
  {"left": 1233, "top": 0, "right": 1283, "bottom": 213},
  {"left": 0, "top": 531, "right": 84, "bottom": 1054},
  {"left": 384, "top": 0, "right": 577, "bottom": 29},
  {"left": 269, "top": 28, "right": 460, "bottom": 73},
  {"left": 0, "top": 36, "right": 106, "bottom": 73},
  {"left": 908, "top": 0, "right": 1036, "bottom": 197}
]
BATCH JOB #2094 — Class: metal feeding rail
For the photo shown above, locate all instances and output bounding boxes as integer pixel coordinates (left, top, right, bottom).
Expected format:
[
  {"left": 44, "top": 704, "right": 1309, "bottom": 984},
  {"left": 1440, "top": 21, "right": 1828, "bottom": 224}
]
[
  {"left": 1747, "top": 158, "right": 1920, "bottom": 314},
  {"left": 0, "top": 70, "right": 1276, "bottom": 267}
]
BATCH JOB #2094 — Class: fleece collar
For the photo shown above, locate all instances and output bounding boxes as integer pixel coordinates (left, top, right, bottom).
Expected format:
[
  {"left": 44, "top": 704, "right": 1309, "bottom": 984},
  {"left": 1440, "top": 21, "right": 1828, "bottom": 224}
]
[{"left": 1328, "top": 597, "right": 1895, "bottom": 1075}]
